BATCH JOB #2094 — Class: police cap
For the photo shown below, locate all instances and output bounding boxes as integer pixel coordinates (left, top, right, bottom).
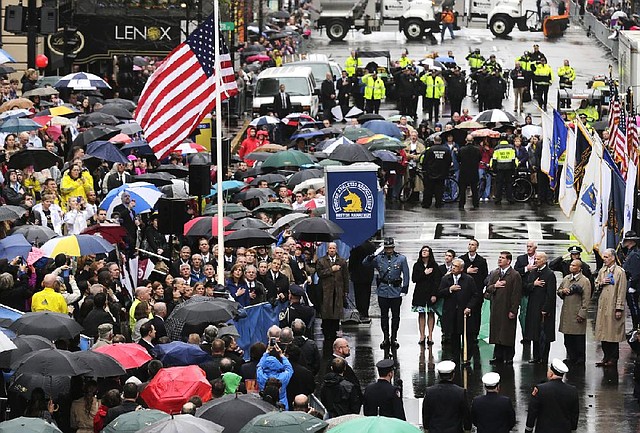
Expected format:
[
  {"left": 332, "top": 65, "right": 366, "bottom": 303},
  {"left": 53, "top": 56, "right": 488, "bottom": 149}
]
[
  {"left": 567, "top": 246, "right": 583, "bottom": 254},
  {"left": 550, "top": 358, "right": 569, "bottom": 375},
  {"left": 482, "top": 372, "right": 501, "bottom": 387},
  {"left": 376, "top": 358, "right": 395, "bottom": 370},
  {"left": 289, "top": 284, "right": 305, "bottom": 297},
  {"left": 384, "top": 237, "right": 395, "bottom": 248},
  {"left": 436, "top": 360, "right": 456, "bottom": 374}
]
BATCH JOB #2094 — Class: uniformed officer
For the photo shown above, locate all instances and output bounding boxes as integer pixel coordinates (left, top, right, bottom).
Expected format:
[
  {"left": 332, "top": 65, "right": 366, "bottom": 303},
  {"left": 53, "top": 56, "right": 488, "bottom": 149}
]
[
  {"left": 345, "top": 50, "right": 362, "bottom": 78},
  {"left": 557, "top": 59, "right": 576, "bottom": 108},
  {"left": 397, "top": 49, "right": 413, "bottom": 68},
  {"left": 363, "top": 359, "right": 405, "bottom": 420},
  {"left": 362, "top": 70, "right": 386, "bottom": 114},
  {"left": 423, "top": 360, "right": 471, "bottom": 433},
  {"left": 363, "top": 238, "right": 410, "bottom": 349},
  {"left": 471, "top": 372, "right": 516, "bottom": 433},
  {"left": 278, "top": 284, "right": 315, "bottom": 330},
  {"left": 532, "top": 57, "right": 553, "bottom": 111},
  {"left": 622, "top": 230, "right": 640, "bottom": 329},
  {"left": 525, "top": 359, "right": 579, "bottom": 433},
  {"left": 516, "top": 50, "right": 535, "bottom": 102},
  {"left": 465, "top": 49, "right": 485, "bottom": 72},
  {"left": 549, "top": 246, "right": 593, "bottom": 282},
  {"left": 484, "top": 54, "right": 502, "bottom": 74},
  {"left": 421, "top": 136, "right": 453, "bottom": 209},
  {"left": 420, "top": 69, "right": 445, "bottom": 122},
  {"left": 490, "top": 135, "right": 517, "bottom": 204}
]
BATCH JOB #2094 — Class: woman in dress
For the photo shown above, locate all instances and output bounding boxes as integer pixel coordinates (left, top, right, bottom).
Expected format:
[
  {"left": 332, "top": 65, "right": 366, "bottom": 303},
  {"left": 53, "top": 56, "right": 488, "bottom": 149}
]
[{"left": 411, "top": 245, "right": 442, "bottom": 345}]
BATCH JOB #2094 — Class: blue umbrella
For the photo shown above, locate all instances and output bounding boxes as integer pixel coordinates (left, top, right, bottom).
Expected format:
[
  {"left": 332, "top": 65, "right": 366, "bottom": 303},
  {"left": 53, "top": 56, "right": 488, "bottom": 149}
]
[
  {"left": 249, "top": 115, "right": 280, "bottom": 127},
  {"left": 209, "top": 180, "right": 246, "bottom": 197},
  {"left": 290, "top": 128, "right": 325, "bottom": 140},
  {"left": 0, "top": 234, "right": 32, "bottom": 260},
  {"left": 0, "top": 109, "right": 30, "bottom": 120},
  {"left": 0, "top": 118, "right": 42, "bottom": 133},
  {"left": 0, "top": 49, "right": 16, "bottom": 64},
  {"left": 372, "top": 149, "right": 400, "bottom": 162},
  {"left": 153, "top": 341, "right": 212, "bottom": 367},
  {"left": 100, "top": 182, "right": 163, "bottom": 217},
  {"left": 121, "top": 139, "right": 154, "bottom": 155},
  {"left": 53, "top": 72, "right": 111, "bottom": 90},
  {"left": 435, "top": 56, "right": 456, "bottom": 64},
  {"left": 86, "top": 140, "right": 129, "bottom": 163},
  {"left": 361, "top": 120, "right": 403, "bottom": 140}
]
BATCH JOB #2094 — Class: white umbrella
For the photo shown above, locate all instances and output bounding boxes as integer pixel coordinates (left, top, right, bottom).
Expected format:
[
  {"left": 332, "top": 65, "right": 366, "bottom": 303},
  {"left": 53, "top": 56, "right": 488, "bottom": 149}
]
[
  {"left": 293, "top": 178, "right": 325, "bottom": 193},
  {"left": 54, "top": 72, "right": 112, "bottom": 90},
  {"left": 322, "top": 136, "right": 354, "bottom": 155},
  {"left": 521, "top": 124, "right": 542, "bottom": 139},
  {"left": 344, "top": 107, "right": 364, "bottom": 119},
  {"left": 331, "top": 105, "right": 344, "bottom": 122},
  {"left": 99, "top": 182, "right": 163, "bottom": 218},
  {"left": 0, "top": 333, "right": 16, "bottom": 353}
]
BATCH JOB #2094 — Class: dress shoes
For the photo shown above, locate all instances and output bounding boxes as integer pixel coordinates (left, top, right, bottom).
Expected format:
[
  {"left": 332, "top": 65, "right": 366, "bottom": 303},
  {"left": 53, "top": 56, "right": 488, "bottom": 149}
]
[{"left": 489, "top": 358, "right": 504, "bottom": 365}]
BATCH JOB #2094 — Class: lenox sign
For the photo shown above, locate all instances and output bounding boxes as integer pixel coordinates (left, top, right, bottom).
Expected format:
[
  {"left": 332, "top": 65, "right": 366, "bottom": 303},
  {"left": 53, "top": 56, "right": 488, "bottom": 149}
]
[{"left": 114, "top": 25, "right": 172, "bottom": 41}]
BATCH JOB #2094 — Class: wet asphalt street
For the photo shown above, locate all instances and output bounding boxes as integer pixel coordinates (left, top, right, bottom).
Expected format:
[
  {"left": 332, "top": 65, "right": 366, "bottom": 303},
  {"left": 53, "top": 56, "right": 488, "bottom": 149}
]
[{"left": 300, "top": 19, "right": 638, "bottom": 431}]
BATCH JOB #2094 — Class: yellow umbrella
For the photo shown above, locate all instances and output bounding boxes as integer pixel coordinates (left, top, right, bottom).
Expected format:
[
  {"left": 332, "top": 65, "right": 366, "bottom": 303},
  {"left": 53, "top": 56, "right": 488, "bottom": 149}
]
[{"left": 40, "top": 234, "right": 115, "bottom": 257}]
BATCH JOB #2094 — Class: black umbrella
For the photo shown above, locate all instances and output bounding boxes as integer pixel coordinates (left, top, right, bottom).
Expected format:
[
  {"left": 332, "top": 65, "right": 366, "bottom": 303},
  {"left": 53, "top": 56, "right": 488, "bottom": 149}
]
[
  {"left": 168, "top": 298, "right": 239, "bottom": 326},
  {"left": 286, "top": 169, "right": 324, "bottom": 189},
  {"left": 233, "top": 188, "right": 275, "bottom": 202},
  {"left": 249, "top": 173, "right": 287, "bottom": 186},
  {"left": 0, "top": 65, "right": 16, "bottom": 75},
  {"left": 244, "top": 152, "right": 272, "bottom": 162},
  {"left": 269, "top": 10, "right": 291, "bottom": 18},
  {"left": 0, "top": 205, "right": 27, "bottom": 222},
  {"left": 153, "top": 164, "right": 189, "bottom": 178},
  {"left": 227, "top": 218, "right": 271, "bottom": 230},
  {"left": 100, "top": 104, "right": 133, "bottom": 119},
  {"left": 291, "top": 217, "right": 344, "bottom": 242},
  {"left": 358, "top": 113, "right": 385, "bottom": 123},
  {"left": 80, "top": 112, "right": 120, "bottom": 127},
  {"left": 70, "top": 350, "right": 127, "bottom": 377},
  {"left": 9, "top": 312, "right": 84, "bottom": 340},
  {"left": 7, "top": 148, "right": 61, "bottom": 171},
  {"left": 235, "top": 167, "right": 265, "bottom": 179},
  {"left": 105, "top": 98, "right": 137, "bottom": 111},
  {"left": 330, "top": 142, "right": 376, "bottom": 163},
  {"left": 9, "top": 373, "right": 70, "bottom": 399},
  {"left": 252, "top": 202, "right": 293, "bottom": 214},
  {"left": 116, "top": 122, "right": 143, "bottom": 135},
  {"left": 224, "top": 228, "right": 276, "bottom": 247},
  {"left": 268, "top": 32, "right": 288, "bottom": 40},
  {"left": 187, "top": 153, "right": 211, "bottom": 165},
  {"left": 10, "top": 225, "right": 58, "bottom": 246},
  {"left": 197, "top": 393, "right": 276, "bottom": 433},
  {"left": 134, "top": 172, "right": 176, "bottom": 186},
  {"left": 12, "top": 348, "right": 91, "bottom": 376},
  {"left": 72, "top": 126, "right": 120, "bottom": 147},
  {"left": 0, "top": 335, "right": 54, "bottom": 368}
]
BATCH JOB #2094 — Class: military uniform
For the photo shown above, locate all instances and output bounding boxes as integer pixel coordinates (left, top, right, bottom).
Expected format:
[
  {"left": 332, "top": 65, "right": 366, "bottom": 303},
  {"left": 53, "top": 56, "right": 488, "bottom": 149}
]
[
  {"left": 525, "top": 378, "right": 579, "bottom": 433},
  {"left": 363, "top": 359, "right": 405, "bottom": 420},
  {"left": 490, "top": 139, "right": 517, "bottom": 203},
  {"left": 423, "top": 380, "right": 471, "bottom": 433},
  {"left": 279, "top": 301, "right": 315, "bottom": 330}
]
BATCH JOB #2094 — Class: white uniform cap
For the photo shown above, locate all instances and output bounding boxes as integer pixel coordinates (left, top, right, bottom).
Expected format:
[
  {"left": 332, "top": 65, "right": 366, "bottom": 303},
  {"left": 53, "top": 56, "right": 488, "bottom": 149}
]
[
  {"left": 550, "top": 358, "right": 569, "bottom": 375},
  {"left": 482, "top": 372, "right": 501, "bottom": 387},
  {"left": 125, "top": 375, "right": 142, "bottom": 386},
  {"left": 436, "top": 360, "right": 456, "bottom": 374}
]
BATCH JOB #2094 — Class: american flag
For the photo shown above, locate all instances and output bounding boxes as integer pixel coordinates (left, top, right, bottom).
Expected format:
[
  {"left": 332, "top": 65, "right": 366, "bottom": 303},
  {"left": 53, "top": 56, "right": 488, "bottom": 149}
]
[
  {"left": 628, "top": 107, "right": 639, "bottom": 168},
  {"left": 135, "top": 14, "right": 238, "bottom": 160},
  {"left": 608, "top": 80, "right": 621, "bottom": 149},
  {"left": 614, "top": 102, "right": 628, "bottom": 178}
]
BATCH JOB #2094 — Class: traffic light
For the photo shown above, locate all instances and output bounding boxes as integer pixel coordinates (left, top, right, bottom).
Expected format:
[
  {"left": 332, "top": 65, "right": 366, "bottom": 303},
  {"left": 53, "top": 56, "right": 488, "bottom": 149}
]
[
  {"left": 63, "top": 25, "right": 79, "bottom": 62},
  {"left": 117, "top": 56, "right": 135, "bottom": 100}
]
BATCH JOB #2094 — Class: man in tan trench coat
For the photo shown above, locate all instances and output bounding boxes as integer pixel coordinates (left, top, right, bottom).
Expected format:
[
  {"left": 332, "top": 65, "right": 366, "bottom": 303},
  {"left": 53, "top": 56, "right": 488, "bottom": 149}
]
[
  {"left": 594, "top": 248, "right": 627, "bottom": 367},
  {"left": 485, "top": 251, "right": 522, "bottom": 364},
  {"left": 557, "top": 259, "right": 592, "bottom": 365},
  {"left": 316, "top": 242, "right": 350, "bottom": 345}
]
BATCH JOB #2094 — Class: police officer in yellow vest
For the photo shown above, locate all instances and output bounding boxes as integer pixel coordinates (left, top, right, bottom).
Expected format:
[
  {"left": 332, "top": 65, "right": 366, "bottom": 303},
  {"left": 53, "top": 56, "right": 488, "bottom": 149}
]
[
  {"left": 363, "top": 70, "right": 386, "bottom": 114},
  {"left": 466, "top": 49, "right": 485, "bottom": 72},
  {"left": 345, "top": 50, "right": 363, "bottom": 78},
  {"left": 490, "top": 134, "right": 518, "bottom": 204},
  {"left": 532, "top": 57, "right": 553, "bottom": 111},
  {"left": 516, "top": 51, "right": 535, "bottom": 102},
  {"left": 398, "top": 49, "right": 413, "bottom": 68},
  {"left": 575, "top": 101, "right": 599, "bottom": 122},
  {"left": 420, "top": 69, "right": 445, "bottom": 122},
  {"left": 557, "top": 59, "right": 576, "bottom": 108}
]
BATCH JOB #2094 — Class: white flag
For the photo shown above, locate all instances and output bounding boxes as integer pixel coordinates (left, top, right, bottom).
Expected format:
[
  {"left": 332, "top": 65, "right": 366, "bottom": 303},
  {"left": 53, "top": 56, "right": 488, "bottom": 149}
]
[
  {"left": 572, "top": 138, "right": 603, "bottom": 253},
  {"left": 595, "top": 156, "right": 611, "bottom": 251},
  {"left": 624, "top": 161, "right": 637, "bottom": 233},
  {"left": 559, "top": 124, "right": 577, "bottom": 216},
  {"left": 539, "top": 108, "right": 554, "bottom": 177}
]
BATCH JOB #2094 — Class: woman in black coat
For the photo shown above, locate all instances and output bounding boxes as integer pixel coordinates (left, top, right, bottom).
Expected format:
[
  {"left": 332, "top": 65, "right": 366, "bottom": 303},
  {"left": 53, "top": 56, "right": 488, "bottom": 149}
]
[{"left": 411, "top": 245, "right": 442, "bottom": 345}]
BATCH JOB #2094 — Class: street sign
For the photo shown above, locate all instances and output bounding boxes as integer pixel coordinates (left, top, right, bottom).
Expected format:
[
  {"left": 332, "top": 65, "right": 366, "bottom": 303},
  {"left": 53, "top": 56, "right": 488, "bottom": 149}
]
[{"left": 220, "top": 22, "right": 235, "bottom": 31}]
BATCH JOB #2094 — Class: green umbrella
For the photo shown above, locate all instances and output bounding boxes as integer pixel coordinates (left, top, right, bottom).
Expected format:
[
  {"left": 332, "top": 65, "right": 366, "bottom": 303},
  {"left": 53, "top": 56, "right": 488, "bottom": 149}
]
[
  {"left": 327, "top": 416, "right": 422, "bottom": 433},
  {"left": 387, "top": 114, "right": 414, "bottom": 123},
  {"left": 318, "top": 159, "right": 343, "bottom": 167},
  {"left": 203, "top": 203, "right": 250, "bottom": 216},
  {"left": 102, "top": 409, "right": 170, "bottom": 433},
  {"left": 253, "top": 202, "right": 293, "bottom": 214},
  {"left": 0, "top": 417, "right": 62, "bottom": 433},
  {"left": 239, "top": 411, "right": 327, "bottom": 433},
  {"left": 342, "top": 126, "right": 374, "bottom": 141},
  {"left": 261, "top": 150, "right": 314, "bottom": 169},
  {"left": 366, "top": 137, "right": 405, "bottom": 151}
]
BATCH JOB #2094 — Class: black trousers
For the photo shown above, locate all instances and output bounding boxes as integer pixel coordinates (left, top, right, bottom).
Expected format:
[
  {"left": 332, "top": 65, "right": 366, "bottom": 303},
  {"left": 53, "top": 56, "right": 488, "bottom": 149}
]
[
  {"left": 424, "top": 97, "right": 440, "bottom": 121},
  {"left": 536, "top": 84, "right": 550, "bottom": 109},
  {"left": 365, "top": 98, "right": 381, "bottom": 114},
  {"left": 423, "top": 177, "right": 445, "bottom": 208},
  {"left": 379, "top": 296, "right": 402, "bottom": 340},
  {"left": 449, "top": 98, "right": 463, "bottom": 116},
  {"left": 627, "top": 290, "right": 640, "bottom": 329},
  {"left": 353, "top": 280, "right": 373, "bottom": 318},
  {"left": 564, "top": 334, "right": 586, "bottom": 363},
  {"left": 493, "top": 344, "right": 515, "bottom": 362},
  {"left": 398, "top": 95, "right": 412, "bottom": 115},
  {"left": 458, "top": 176, "right": 479, "bottom": 208},
  {"left": 533, "top": 340, "right": 550, "bottom": 362},
  {"left": 537, "top": 168, "right": 553, "bottom": 203},
  {"left": 495, "top": 171, "right": 514, "bottom": 202},
  {"left": 322, "top": 318, "right": 340, "bottom": 343},
  {"left": 602, "top": 341, "right": 620, "bottom": 361}
]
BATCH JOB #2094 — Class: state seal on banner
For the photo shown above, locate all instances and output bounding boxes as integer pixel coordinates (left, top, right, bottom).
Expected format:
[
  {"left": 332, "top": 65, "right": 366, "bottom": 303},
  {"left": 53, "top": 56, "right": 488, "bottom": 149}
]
[{"left": 332, "top": 180, "right": 374, "bottom": 219}]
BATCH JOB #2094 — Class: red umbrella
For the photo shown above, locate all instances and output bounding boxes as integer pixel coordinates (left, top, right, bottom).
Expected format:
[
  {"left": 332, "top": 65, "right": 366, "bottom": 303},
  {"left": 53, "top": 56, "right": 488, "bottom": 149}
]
[
  {"left": 81, "top": 223, "right": 128, "bottom": 245},
  {"left": 93, "top": 343, "right": 152, "bottom": 369},
  {"left": 183, "top": 216, "right": 233, "bottom": 237},
  {"left": 282, "top": 112, "right": 315, "bottom": 127},
  {"left": 246, "top": 54, "right": 271, "bottom": 62},
  {"left": 140, "top": 365, "right": 212, "bottom": 414}
]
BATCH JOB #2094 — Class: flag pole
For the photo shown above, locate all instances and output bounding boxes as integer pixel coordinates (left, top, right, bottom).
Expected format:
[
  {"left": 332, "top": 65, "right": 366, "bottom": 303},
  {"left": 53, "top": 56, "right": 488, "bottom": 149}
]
[{"left": 214, "top": 2, "right": 226, "bottom": 285}]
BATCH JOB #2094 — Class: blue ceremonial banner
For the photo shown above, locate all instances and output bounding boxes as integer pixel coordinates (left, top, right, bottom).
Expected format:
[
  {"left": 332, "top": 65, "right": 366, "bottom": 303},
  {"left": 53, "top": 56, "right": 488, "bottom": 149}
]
[
  {"left": 325, "top": 163, "right": 382, "bottom": 248},
  {"left": 550, "top": 109, "right": 568, "bottom": 190}
]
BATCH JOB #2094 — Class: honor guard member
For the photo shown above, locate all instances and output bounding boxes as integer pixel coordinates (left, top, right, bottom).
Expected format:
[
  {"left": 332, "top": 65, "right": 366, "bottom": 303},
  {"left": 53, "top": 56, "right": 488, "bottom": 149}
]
[
  {"left": 362, "top": 359, "right": 406, "bottom": 420},
  {"left": 466, "top": 49, "right": 485, "bottom": 72},
  {"left": 490, "top": 134, "right": 517, "bottom": 204},
  {"left": 363, "top": 238, "right": 410, "bottom": 349},
  {"left": 345, "top": 50, "right": 362, "bottom": 78},
  {"left": 423, "top": 360, "right": 471, "bottom": 433},
  {"left": 549, "top": 246, "right": 593, "bottom": 282},
  {"left": 557, "top": 60, "right": 576, "bottom": 108},
  {"left": 525, "top": 358, "right": 579, "bottom": 433},
  {"left": 471, "top": 373, "right": 516, "bottom": 433},
  {"left": 278, "top": 285, "right": 315, "bottom": 330}
]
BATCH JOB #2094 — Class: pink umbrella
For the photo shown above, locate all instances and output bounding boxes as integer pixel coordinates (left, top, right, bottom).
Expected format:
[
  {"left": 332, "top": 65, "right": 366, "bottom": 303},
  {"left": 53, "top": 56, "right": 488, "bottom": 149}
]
[
  {"left": 45, "top": 125, "right": 62, "bottom": 141},
  {"left": 27, "top": 248, "right": 45, "bottom": 266},
  {"left": 109, "top": 133, "right": 133, "bottom": 144},
  {"left": 246, "top": 54, "right": 271, "bottom": 62}
]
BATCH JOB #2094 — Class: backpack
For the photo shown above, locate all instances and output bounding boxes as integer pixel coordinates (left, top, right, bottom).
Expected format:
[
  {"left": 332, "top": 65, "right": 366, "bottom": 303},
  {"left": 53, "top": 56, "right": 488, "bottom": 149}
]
[{"left": 442, "top": 11, "right": 454, "bottom": 24}]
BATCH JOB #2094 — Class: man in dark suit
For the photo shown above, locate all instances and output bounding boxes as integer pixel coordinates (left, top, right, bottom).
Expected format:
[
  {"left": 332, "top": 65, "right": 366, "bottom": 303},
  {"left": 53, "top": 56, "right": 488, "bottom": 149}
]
[
  {"left": 273, "top": 83, "right": 292, "bottom": 119},
  {"left": 525, "top": 358, "right": 579, "bottom": 433},
  {"left": 460, "top": 239, "right": 488, "bottom": 341},
  {"left": 439, "top": 249, "right": 456, "bottom": 276},
  {"left": 150, "top": 302, "right": 167, "bottom": 344},
  {"left": 105, "top": 162, "right": 133, "bottom": 193},
  {"left": 514, "top": 240, "right": 538, "bottom": 346},
  {"left": 423, "top": 360, "right": 471, "bottom": 433},
  {"left": 523, "top": 251, "right": 556, "bottom": 364},
  {"left": 138, "top": 322, "right": 156, "bottom": 356},
  {"left": 320, "top": 72, "right": 336, "bottom": 121},
  {"left": 265, "top": 258, "right": 290, "bottom": 303},
  {"left": 457, "top": 138, "right": 482, "bottom": 209},
  {"left": 471, "top": 372, "right": 516, "bottom": 433},
  {"left": 199, "top": 339, "right": 226, "bottom": 381},
  {"left": 438, "top": 258, "right": 479, "bottom": 361},
  {"left": 336, "top": 70, "right": 352, "bottom": 118},
  {"left": 171, "top": 245, "right": 192, "bottom": 277},
  {"left": 329, "top": 338, "right": 362, "bottom": 401},
  {"left": 112, "top": 191, "right": 137, "bottom": 243},
  {"left": 103, "top": 383, "right": 140, "bottom": 426}
]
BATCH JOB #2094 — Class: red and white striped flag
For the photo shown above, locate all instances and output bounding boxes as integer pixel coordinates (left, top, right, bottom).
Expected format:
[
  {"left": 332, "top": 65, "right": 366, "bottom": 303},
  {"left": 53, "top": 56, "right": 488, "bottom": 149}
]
[
  {"left": 613, "top": 103, "right": 628, "bottom": 178},
  {"left": 628, "top": 112, "right": 639, "bottom": 168},
  {"left": 135, "top": 14, "right": 238, "bottom": 160},
  {"left": 608, "top": 80, "right": 621, "bottom": 149}
]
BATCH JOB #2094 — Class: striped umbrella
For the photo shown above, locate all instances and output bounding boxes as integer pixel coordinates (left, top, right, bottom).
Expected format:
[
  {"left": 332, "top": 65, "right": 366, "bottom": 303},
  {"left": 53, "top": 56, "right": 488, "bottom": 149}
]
[
  {"left": 40, "top": 234, "right": 115, "bottom": 257},
  {"left": 249, "top": 115, "right": 280, "bottom": 127},
  {"left": 282, "top": 113, "right": 315, "bottom": 127},
  {"left": 100, "top": 182, "right": 162, "bottom": 218},
  {"left": 183, "top": 216, "right": 233, "bottom": 237},
  {"left": 53, "top": 72, "right": 112, "bottom": 90}
]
